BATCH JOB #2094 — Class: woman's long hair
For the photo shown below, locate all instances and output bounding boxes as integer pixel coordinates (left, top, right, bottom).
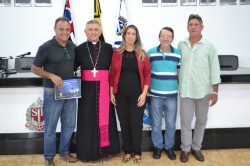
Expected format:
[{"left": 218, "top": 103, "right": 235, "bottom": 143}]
[{"left": 119, "top": 25, "right": 145, "bottom": 61}]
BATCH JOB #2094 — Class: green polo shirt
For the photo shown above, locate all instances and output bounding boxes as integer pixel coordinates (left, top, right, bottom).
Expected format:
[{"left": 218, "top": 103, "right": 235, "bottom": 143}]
[{"left": 178, "top": 37, "right": 221, "bottom": 99}]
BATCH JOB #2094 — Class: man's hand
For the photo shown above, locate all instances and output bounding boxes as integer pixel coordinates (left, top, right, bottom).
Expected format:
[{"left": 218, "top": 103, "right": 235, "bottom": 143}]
[
  {"left": 51, "top": 75, "right": 63, "bottom": 88},
  {"left": 209, "top": 93, "right": 218, "bottom": 107}
]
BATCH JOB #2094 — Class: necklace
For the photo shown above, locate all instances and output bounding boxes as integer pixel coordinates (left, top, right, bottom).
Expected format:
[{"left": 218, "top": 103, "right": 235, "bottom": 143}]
[{"left": 87, "top": 41, "right": 101, "bottom": 77}]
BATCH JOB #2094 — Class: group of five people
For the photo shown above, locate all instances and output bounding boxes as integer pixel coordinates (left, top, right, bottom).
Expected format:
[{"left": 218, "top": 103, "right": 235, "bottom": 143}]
[{"left": 31, "top": 14, "right": 221, "bottom": 166}]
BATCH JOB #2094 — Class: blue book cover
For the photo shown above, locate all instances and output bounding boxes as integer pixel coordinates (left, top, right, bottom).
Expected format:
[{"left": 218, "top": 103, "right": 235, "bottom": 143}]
[{"left": 54, "top": 79, "right": 81, "bottom": 100}]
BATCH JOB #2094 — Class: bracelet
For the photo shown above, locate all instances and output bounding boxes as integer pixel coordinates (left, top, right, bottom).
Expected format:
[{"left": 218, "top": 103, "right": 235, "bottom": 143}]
[{"left": 212, "top": 91, "right": 218, "bottom": 95}]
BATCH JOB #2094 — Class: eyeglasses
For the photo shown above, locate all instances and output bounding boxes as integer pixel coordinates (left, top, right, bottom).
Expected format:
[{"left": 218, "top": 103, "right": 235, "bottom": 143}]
[{"left": 63, "top": 48, "right": 71, "bottom": 59}]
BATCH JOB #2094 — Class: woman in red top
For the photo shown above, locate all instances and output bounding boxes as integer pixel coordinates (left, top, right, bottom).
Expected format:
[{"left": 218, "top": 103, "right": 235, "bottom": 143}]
[{"left": 109, "top": 25, "right": 151, "bottom": 163}]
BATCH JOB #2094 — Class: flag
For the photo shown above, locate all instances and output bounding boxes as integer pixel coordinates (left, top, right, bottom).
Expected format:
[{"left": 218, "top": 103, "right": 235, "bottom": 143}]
[
  {"left": 94, "top": 0, "right": 105, "bottom": 42},
  {"left": 64, "top": 0, "right": 75, "bottom": 43},
  {"left": 143, "top": 104, "right": 152, "bottom": 125},
  {"left": 143, "top": 104, "right": 152, "bottom": 130},
  {"left": 114, "top": 0, "right": 128, "bottom": 49}
]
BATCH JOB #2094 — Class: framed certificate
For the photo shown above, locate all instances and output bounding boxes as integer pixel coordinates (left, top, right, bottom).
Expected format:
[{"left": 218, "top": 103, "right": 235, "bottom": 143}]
[
  {"left": 219, "top": 0, "right": 236, "bottom": 5},
  {"left": 35, "top": 0, "right": 51, "bottom": 7},
  {"left": 0, "top": 0, "right": 11, "bottom": 7},
  {"left": 180, "top": 0, "right": 197, "bottom": 6},
  {"left": 142, "top": 0, "right": 158, "bottom": 7},
  {"left": 199, "top": 0, "right": 216, "bottom": 6},
  {"left": 161, "top": 0, "right": 178, "bottom": 6},
  {"left": 14, "top": 0, "right": 31, "bottom": 7},
  {"left": 239, "top": 0, "right": 250, "bottom": 4}
]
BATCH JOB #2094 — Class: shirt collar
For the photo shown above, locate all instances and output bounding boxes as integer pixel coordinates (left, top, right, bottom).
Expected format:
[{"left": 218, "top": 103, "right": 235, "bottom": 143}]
[
  {"left": 87, "top": 40, "right": 100, "bottom": 46},
  {"left": 182, "top": 36, "right": 206, "bottom": 45},
  {"left": 51, "top": 36, "right": 69, "bottom": 48},
  {"left": 157, "top": 44, "right": 174, "bottom": 53}
]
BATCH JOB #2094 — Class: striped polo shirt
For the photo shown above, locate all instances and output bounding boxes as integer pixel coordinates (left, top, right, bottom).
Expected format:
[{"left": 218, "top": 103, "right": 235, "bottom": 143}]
[{"left": 147, "top": 45, "right": 181, "bottom": 97}]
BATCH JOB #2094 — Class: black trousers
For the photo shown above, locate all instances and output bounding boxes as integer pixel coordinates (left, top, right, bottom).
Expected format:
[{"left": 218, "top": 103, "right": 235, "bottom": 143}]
[{"left": 115, "top": 93, "right": 145, "bottom": 156}]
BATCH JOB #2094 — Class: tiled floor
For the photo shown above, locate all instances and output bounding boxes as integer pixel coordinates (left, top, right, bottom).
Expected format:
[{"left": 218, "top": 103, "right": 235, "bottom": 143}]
[{"left": 1, "top": 149, "right": 250, "bottom": 166}]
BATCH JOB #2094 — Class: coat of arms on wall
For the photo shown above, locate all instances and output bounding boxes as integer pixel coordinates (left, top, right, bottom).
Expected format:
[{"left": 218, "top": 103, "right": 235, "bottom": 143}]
[{"left": 25, "top": 97, "right": 44, "bottom": 131}]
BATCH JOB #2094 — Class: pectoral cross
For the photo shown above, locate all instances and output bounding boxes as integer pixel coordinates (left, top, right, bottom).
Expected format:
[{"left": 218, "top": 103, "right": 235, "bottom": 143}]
[{"left": 91, "top": 67, "right": 98, "bottom": 77}]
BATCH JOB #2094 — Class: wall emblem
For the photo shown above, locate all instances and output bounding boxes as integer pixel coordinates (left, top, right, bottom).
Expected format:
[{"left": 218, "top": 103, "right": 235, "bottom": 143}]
[{"left": 25, "top": 97, "right": 44, "bottom": 131}]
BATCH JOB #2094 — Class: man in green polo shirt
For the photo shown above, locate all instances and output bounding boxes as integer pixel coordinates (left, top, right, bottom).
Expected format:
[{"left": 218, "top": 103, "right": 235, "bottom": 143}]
[{"left": 178, "top": 14, "right": 221, "bottom": 163}]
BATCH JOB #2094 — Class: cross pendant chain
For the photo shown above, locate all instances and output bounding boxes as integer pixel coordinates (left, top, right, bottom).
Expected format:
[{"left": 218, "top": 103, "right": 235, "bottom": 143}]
[
  {"left": 87, "top": 42, "right": 102, "bottom": 78},
  {"left": 91, "top": 67, "right": 98, "bottom": 77}
]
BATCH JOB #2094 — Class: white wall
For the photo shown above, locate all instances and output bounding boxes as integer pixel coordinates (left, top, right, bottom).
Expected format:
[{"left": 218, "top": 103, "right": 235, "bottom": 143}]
[{"left": 1, "top": 0, "right": 250, "bottom": 67}]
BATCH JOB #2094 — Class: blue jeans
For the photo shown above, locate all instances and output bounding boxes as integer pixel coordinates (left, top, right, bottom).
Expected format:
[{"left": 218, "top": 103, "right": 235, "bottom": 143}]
[
  {"left": 150, "top": 96, "right": 177, "bottom": 150},
  {"left": 43, "top": 88, "right": 76, "bottom": 160}
]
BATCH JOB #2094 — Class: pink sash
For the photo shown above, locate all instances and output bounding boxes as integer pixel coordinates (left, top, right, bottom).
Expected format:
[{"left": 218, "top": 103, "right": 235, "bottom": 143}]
[{"left": 81, "top": 70, "right": 110, "bottom": 147}]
